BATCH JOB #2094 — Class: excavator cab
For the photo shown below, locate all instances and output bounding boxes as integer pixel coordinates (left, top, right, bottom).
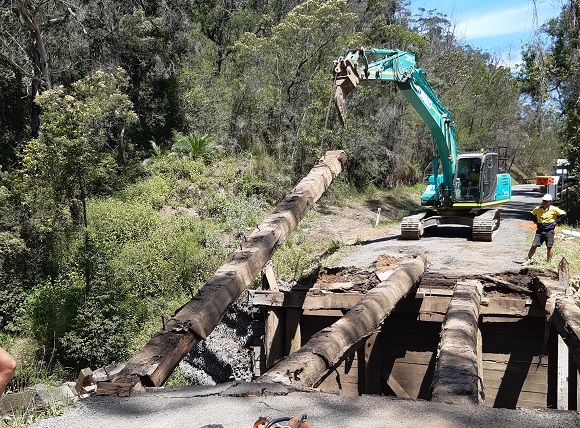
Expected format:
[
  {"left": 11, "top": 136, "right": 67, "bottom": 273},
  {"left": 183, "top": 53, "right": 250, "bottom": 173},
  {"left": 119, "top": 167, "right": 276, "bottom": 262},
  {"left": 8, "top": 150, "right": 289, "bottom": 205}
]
[{"left": 454, "top": 153, "right": 499, "bottom": 204}]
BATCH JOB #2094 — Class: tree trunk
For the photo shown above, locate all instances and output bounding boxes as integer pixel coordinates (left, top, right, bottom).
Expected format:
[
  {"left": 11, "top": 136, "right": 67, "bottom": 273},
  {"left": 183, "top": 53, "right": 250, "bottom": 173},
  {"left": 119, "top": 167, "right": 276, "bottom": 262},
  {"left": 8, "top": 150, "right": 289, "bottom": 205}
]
[
  {"left": 15, "top": 0, "right": 52, "bottom": 137},
  {"left": 16, "top": 0, "right": 52, "bottom": 90},
  {"left": 256, "top": 255, "right": 427, "bottom": 388},
  {"left": 104, "top": 150, "right": 347, "bottom": 392}
]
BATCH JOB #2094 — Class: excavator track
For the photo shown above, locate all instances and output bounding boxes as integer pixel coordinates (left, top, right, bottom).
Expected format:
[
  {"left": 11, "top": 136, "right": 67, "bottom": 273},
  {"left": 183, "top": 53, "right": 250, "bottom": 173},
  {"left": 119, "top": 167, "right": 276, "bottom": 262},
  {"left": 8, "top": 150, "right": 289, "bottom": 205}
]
[
  {"left": 471, "top": 209, "right": 500, "bottom": 242},
  {"left": 400, "top": 212, "right": 426, "bottom": 240}
]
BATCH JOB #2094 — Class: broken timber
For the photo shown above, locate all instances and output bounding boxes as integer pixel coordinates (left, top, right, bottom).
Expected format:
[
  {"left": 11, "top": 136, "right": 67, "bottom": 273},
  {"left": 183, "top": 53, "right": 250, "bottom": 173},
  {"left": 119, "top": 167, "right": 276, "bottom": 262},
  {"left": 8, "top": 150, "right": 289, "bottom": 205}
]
[
  {"left": 431, "top": 280, "right": 484, "bottom": 405},
  {"left": 256, "top": 255, "right": 427, "bottom": 388},
  {"left": 102, "top": 150, "right": 347, "bottom": 394},
  {"left": 534, "top": 272, "right": 580, "bottom": 371}
]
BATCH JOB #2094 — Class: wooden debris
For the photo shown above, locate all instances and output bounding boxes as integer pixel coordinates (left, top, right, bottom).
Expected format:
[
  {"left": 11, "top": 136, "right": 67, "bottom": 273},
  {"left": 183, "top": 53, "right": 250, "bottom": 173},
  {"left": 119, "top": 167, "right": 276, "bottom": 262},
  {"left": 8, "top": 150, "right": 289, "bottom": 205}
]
[
  {"left": 95, "top": 382, "right": 134, "bottom": 397},
  {"left": 74, "top": 368, "right": 93, "bottom": 395},
  {"left": 103, "top": 150, "right": 347, "bottom": 393},
  {"left": 92, "top": 364, "right": 125, "bottom": 382},
  {"left": 256, "top": 256, "right": 427, "bottom": 388},
  {"left": 535, "top": 274, "right": 580, "bottom": 370},
  {"left": 261, "top": 260, "right": 279, "bottom": 292},
  {"left": 480, "top": 274, "right": 533, "bottom": 295}
]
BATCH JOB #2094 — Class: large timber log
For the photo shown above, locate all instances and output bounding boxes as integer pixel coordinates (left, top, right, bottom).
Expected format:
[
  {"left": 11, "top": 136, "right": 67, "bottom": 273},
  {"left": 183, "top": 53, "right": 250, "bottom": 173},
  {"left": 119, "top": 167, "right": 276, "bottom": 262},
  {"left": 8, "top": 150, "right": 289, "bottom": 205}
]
[
  {"left": 431, "top": 280, "right": 484, "bottom": 405},
  {"left": 256, "top": 255, "right": 427, "bottom": 388},
  {"left": 534, "top": 275, "right": 580, "bottom": 370},
  {"left": 103, "top": 150, "right": 347, "bottom": 393}
]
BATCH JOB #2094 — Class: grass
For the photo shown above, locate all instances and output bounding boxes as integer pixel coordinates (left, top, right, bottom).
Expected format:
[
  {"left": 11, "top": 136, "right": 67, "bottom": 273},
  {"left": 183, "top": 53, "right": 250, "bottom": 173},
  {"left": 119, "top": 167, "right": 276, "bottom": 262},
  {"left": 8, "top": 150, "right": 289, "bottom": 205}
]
[
  {"left": 1, "top": 399, "right": 68, "bottom": 428},
  {"left": 525, "top": 227, "right": 580, "bottom": 276}
]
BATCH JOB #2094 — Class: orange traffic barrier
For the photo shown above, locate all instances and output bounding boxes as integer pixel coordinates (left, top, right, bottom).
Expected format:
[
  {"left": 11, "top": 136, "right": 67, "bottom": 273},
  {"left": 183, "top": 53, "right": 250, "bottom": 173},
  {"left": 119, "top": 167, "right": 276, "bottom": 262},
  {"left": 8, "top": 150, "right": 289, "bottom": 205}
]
[{"left": 536, "top": 176, "right": 553, "bottom": 185}]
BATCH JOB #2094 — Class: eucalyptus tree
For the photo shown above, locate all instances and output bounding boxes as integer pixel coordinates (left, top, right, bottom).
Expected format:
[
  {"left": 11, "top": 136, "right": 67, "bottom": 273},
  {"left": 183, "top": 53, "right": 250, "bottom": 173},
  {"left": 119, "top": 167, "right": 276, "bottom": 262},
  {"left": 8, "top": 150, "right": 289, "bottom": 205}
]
[
  {"left": 233, "top": 0, "right": 357, "bottom": 172},
  {"left": 518, "top": 1, "right": 578, "bottom": 174},
  {"left": 20, "top": 69, "right": 137, "bottom": 288},
  {"left": 189, "top": 0, "right": 263, "bottom": 75},
  {"left": 0, "top": 0, "right": 72, "bottom": 138}
]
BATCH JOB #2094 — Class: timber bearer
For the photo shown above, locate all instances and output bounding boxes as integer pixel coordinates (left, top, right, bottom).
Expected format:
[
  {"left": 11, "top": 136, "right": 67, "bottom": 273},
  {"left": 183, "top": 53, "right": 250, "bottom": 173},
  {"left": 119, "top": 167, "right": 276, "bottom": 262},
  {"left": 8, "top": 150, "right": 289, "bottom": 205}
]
[{"left": 523, "top": 193, "right": 566, "bottom": 265}]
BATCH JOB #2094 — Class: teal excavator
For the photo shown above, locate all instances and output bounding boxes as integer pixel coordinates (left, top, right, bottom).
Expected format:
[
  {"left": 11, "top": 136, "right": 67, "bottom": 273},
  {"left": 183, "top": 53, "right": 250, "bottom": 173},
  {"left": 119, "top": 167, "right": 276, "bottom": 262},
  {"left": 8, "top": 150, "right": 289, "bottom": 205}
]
[{"left": 333, "top": 48, "right": 512, "bottom": 241}]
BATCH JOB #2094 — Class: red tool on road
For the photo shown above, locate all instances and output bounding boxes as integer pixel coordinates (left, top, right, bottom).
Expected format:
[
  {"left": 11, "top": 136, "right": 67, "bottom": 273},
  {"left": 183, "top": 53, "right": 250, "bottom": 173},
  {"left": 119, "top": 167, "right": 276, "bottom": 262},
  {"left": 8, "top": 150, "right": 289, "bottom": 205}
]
[{"left": 253, "top": 414, "right": 311, "bottom": 428}]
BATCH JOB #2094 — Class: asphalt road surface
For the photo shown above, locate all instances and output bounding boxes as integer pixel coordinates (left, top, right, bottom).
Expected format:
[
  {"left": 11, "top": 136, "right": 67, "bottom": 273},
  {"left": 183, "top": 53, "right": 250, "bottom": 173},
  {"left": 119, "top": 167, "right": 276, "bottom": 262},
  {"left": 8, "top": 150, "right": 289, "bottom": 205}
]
[{"left": 30, "top": 382, "right": 580, "bottom": 428}]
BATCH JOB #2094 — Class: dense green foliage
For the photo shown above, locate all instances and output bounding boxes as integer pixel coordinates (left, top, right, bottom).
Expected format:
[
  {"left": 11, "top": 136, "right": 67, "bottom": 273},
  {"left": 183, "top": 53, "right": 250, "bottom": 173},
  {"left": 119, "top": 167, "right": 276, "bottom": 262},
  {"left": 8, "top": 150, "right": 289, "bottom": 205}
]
[{"left": 0, "top": 0, "right": 578, "bottom": 387}]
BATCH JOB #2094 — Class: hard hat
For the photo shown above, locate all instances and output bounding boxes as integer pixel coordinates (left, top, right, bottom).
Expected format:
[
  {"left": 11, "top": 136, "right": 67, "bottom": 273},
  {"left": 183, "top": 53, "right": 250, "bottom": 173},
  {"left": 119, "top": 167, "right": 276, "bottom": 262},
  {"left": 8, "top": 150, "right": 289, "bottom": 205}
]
[{"left": 542, "top": 194, "right": 553, "bottom": 201}]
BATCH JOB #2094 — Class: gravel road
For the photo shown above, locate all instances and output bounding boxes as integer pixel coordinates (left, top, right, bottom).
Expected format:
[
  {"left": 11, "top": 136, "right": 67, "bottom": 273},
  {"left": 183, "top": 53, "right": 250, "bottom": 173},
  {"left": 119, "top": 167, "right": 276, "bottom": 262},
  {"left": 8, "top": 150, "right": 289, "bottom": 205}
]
[
  {"left": 30, "top": 381, "right": 580, "bottom": 428},
  {"left": 338, "top": 184, "right": 540, "bottom": 274}
]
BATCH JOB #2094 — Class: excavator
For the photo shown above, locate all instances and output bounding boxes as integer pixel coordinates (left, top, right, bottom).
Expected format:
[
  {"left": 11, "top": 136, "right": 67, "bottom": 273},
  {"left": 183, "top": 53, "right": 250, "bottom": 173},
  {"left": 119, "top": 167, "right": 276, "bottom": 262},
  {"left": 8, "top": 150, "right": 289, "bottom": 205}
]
[{"left": 332, "top": 48, "right": 512, "bottom": 241}]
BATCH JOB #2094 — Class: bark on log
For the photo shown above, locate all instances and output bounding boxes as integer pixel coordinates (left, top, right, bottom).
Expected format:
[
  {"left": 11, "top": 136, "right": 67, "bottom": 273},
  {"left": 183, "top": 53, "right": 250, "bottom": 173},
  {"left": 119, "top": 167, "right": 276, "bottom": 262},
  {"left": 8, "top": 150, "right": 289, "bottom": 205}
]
[
  {"left": 431, "top": 280, "right": 484, "bottom": 405},
  {"left": 256, "top": 255, "right": 427, "bottom": 388},
  {"left": 534, "top": 277, "right": 580, "bottom": 370},
  {"left": 106, "top": 150, "right": 346, "bottom": 391}
]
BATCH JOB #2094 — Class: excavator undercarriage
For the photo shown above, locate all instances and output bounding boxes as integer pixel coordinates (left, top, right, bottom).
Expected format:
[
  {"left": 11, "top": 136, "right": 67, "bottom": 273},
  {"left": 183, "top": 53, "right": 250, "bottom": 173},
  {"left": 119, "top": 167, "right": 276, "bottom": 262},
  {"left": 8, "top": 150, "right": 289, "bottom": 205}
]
[{"left": 401, "top": 209, "right": 501, "bottom": 241}]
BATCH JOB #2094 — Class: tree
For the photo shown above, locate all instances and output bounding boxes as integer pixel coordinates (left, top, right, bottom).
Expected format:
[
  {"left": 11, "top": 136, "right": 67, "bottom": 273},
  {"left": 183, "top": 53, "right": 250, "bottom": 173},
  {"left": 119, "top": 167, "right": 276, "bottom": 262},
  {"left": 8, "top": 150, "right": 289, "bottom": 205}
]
[
  {"left": 562, "top": 1, "right": 580, "bottom": 173},
  {"left": 233, "top": 0, "right": 357, "bottom": 170},
  {"left": 0, "top": 0, "right": 74, "bottom": 136},
  {"left": 518, "top": 2, "right": 576, "bottom": 175},
  {"left": 0, "top": 62, "right": 29, "bottom": 167},
  {"left": 189, "top": 0, "right": 262, "bottom": 75},
  {"left": 20, "top": 69, "right": 137, "bottom": 288}
]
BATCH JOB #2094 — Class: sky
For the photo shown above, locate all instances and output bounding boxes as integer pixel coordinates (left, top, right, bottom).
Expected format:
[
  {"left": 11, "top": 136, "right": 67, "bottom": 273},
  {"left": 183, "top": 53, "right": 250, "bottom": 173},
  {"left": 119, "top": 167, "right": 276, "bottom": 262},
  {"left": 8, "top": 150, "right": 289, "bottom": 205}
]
[{"left": 409, "top": 0, "right": 567, "bottom": 68}]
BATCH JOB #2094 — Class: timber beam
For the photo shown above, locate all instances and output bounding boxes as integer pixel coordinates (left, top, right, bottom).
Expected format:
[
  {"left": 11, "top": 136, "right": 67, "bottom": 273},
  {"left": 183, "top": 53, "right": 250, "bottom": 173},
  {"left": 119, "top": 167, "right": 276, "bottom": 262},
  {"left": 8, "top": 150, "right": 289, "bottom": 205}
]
[
  {"left": 256, "top": 255, "right": 427, "bottom": 389},
  {"left": 534, "top": 275, "right": 580, "bottom": 371},
  {"left": 431, "top": 280, "right": 484, "bottom": 405},
  {"left": 99, "top": 150, "right": 347, "bottom": 395},
  {"left": 252, "top": 287, "right": 542, "bottom": 320},
  {"left": 251, "top": 289, "right": 364, "bottom": 310}
]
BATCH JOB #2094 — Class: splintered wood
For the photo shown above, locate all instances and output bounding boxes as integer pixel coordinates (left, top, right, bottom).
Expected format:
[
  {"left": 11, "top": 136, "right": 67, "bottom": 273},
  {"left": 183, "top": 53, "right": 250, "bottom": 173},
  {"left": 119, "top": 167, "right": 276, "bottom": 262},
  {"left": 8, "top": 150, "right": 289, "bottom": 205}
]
[
  {"left": 534, "top": 263, "right": 580, "bottom": 372},
  {"left": 98, "top": 150, "right": 347, "bottom": 394}
]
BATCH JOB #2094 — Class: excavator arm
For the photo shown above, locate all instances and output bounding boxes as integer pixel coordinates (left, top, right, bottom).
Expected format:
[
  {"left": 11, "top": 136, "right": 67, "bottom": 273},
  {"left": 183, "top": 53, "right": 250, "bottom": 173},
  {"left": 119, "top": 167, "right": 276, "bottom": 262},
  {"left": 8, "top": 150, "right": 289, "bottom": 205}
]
[{"left": 333, "top": 48, "right": 458, "bottom": 197}]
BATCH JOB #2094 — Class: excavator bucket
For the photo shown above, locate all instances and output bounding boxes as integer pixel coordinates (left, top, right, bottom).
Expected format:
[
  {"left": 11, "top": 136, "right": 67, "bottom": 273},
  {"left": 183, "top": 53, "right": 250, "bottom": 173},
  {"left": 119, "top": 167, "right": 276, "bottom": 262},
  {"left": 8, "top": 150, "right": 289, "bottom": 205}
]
[{"left": 332, "top": 57, "right": 361, "bottom": 125}]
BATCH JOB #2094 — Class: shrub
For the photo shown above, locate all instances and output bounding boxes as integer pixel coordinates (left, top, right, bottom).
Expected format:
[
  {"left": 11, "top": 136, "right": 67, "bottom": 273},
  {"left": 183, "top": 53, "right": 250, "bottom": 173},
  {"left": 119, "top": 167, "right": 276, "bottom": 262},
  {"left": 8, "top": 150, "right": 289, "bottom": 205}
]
[
  {"left": 59, "top": 280, "right": 138, "bottom": 369},
  {"left": 171, "top": 132, "right": 220, "bottom": 162},
  {"left": 15, "top": 273, "right": 84, "bottom": 357},
  {"left": 111, "top": 215, "right": 225, "bottom": 299}
]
